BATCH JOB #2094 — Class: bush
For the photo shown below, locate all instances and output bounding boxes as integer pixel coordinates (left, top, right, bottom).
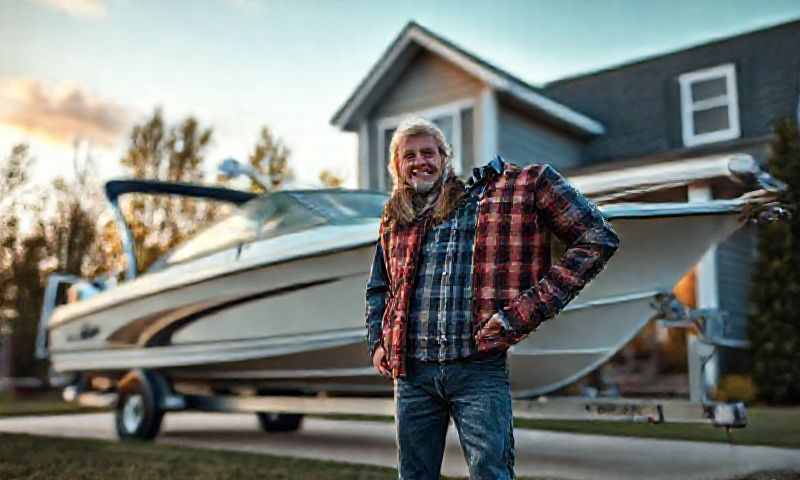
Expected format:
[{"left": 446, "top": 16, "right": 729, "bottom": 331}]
[
  {"left": 712, "top": 374, "right": 757, "bottom": 403},
  {"left": 748, "top": 118, "right": 800, "bottom": 405}
]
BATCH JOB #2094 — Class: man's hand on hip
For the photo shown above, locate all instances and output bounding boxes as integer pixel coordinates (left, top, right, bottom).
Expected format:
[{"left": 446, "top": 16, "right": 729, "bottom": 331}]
[
  {"left": 474, "top": 312, "right": 508, "bottom": 343},
  {"left": 372, "top": 345, "right": 390, "bottom": 378}
]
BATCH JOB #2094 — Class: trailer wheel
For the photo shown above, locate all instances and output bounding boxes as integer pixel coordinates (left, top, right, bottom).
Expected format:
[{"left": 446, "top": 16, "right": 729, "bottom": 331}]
[
  {"left": 256, "top": 412, "right": 303, "bottom": 433},
  {"left": 115, "top": 371, "right": 164, "bottom": 441}
]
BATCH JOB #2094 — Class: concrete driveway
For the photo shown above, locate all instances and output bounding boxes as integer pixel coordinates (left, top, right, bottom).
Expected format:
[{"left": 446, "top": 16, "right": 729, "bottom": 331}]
[{"left": 1, "top": 412, "right": 798, "bottom": 479}]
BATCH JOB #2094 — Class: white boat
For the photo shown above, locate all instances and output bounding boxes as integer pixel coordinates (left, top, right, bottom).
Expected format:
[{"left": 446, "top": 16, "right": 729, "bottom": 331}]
[{"left": 39, "top": 181, "right": 780, "bottom": 395}]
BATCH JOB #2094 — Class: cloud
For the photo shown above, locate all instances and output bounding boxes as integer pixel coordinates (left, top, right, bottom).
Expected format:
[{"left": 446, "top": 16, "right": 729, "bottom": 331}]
[
  {"left": 33, "top": 0, "right": 108, "bottom": 20},
  {"left": 0, "top": 78, "right": 129, "bottom": 148}
]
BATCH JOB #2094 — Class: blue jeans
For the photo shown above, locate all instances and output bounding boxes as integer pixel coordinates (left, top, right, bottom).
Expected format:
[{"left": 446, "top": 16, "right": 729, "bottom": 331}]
[{"left": 394, "top": 352, "right": 515, "bottom": 479}]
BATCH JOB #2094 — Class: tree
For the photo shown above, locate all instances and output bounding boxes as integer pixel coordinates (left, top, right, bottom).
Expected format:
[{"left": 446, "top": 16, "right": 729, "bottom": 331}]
[
  {"left": 749, "top": 118, "right": 800, "bottom": 404},
  {"left": 0, "top": 144, "right": 48, "bottom": 379},
  {"left": 0, "top": 144, "right": 32, "bottom": 199},
  {"left": 4, "top": 223, "right": 50, "bottom": 379},
  {"left": 118, "top": 108, "right": 216, "bottom": 272},
  {"left": 244, "top": 126, "right": 293, "bottom": 193},
  {"left": 46, "top": 156, "right": 106, "bottom": 279},
  {"left": 319, "top": 170, "right": 344, "bottom": 188},
  {"left": 0, "top": 143, "right": 105, "bottom": 379}
]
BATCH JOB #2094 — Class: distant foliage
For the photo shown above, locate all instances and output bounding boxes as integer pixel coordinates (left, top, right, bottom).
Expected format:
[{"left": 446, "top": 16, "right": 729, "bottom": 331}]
[
  {"left": 712, "top": 374, "right": 756, "bottom": 404},
  {"left": 244, "top": 126, "right": 293, "bottom": 193},
  {"left": 0, "top": 143, "right": 102, "bottom": 378},
  {"left": 0, "top": 144, "right": 43, "bottom": 378},
  {"left": 749, "top": 118, "right": 800, "bottom": 404},
  {"left": 118, "top": 108, "right": 218, "bottom": 272},
  {"left": 0, "top": 144, "right": 32, "bottom": 198},
  {"left": 319, "top": 170, "right": 344, "bottom": 188}
]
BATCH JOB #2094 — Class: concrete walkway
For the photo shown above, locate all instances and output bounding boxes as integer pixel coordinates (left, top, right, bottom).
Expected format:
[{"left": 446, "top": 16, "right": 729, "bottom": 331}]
[{"left": 1, "top": 412, "right": 798, "bottom": 479}]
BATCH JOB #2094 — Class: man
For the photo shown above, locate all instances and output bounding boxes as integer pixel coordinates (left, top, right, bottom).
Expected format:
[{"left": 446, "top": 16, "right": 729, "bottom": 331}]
[{"left": 365, "top": 118, "right": 619, "bottom": 479}]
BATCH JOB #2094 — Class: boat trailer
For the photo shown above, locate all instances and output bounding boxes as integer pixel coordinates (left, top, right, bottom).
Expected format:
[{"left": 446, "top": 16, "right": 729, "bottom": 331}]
[
  {"left": 64, "top": 379, "right": 747, "bottom": 440},
  {"left": 63, "top": 302, "right": 749, "bottom": 444}
]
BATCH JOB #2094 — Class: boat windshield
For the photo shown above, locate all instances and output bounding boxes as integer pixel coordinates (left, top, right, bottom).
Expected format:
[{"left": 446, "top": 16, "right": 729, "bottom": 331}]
[
  {"left": 282, "top": 190, "right": 387, "bottom": 224},
  {"left": 154, "top": 190, "right": 386, "bottom": 269}
]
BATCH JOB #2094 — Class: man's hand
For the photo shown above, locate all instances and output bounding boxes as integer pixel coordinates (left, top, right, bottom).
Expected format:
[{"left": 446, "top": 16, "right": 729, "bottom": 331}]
[
  {"left": 474, "top": 312, "right": 507, "bottom": 343},
  {"left": 372, "top": 344, "right": 390, "bottom": 378}
]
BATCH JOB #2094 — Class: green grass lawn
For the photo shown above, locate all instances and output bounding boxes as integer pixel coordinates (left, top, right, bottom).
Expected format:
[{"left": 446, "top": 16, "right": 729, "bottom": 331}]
[
  {"left": 0, "top": 433, "right": 564, "bottom": 480},
  {"left": 0, "top": 391, "right": 105, "bottom": 417},
  {"left": 316, "top": 405, "right": 800, "bottom": 450},
  {"left": 0, "top": 432, "right": 796, "bottom": 480},
  {"left": 513, "top": 406, "right": 800, "bottom": 450},
  {"left": 0, "top": 433, "right": 400, "bottom": 480}
]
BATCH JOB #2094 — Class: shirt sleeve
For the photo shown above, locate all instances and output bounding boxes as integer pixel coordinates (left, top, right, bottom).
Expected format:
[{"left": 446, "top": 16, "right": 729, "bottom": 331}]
[
  {"left": 505, "top": 164, "right": 620, "bottom": 336},
  {"left": 365, "top": 242, "right": 389, "bottom": 358}
]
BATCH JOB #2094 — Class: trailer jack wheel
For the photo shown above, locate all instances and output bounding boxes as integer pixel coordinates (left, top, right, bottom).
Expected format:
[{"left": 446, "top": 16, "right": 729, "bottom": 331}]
[
  {"left": 115, "top": 371, "right": 165, "bottom": 440},
  {"left": 256, "top": 412, "right": 303, "bottom": 432}
]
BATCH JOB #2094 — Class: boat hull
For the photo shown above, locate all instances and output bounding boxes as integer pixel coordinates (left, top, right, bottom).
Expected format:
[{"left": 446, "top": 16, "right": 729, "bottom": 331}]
[{"left": 47, "top": 206, "right": 745, "bottom": 398}]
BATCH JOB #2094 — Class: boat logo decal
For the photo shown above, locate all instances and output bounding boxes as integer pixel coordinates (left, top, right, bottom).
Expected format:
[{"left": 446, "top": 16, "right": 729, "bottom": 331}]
[{"left": 67, "top": 323, "right": 100, "bottom": 342}]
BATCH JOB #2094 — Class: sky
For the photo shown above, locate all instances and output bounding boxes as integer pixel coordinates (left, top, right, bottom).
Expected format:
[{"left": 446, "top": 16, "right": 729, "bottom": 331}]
[{"left": 2, "top": 0, "right": 800, "bottom": 189}]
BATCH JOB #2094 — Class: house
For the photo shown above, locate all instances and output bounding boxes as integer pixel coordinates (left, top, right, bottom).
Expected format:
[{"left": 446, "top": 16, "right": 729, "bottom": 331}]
[{"left": 331, "top": 20, "right": 800, "bottom": 393}]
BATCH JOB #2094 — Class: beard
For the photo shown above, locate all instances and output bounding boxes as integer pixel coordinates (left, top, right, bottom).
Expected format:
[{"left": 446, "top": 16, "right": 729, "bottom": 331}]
[
  {"left": 409, "top": 177, "right": 438, "bottom": 194},
  {"left": 407, "top": 171, "right": 447, "bottom": 218},
  {"left": 406, "top": 168, "right": 446, "bottom": 196},
  {"left": 406, "top": 166, "right": 446, "bottom": 195}
]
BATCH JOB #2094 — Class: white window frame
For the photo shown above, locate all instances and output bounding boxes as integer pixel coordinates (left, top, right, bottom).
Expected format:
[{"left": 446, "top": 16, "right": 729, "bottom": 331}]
[
  {"left": 375, "top": 98, "right": 475, "bottom": 191},
  {"left": 679, "top": 63, "right": 740, "bottom": 147}
]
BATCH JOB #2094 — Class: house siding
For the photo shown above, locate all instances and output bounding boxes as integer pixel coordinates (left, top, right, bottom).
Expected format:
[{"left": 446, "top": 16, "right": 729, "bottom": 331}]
[
  {"left": 716, "top": 225, "right": 757, "bottom": 340},
  {"left": 497, "top": 104, "right": 584, "bottom": 171},
  {"left": 544, "top": 20, "right": 800, "bottom": 166},
  {"left": 372, "top": 51, "right": 483, "bottom": 118}
]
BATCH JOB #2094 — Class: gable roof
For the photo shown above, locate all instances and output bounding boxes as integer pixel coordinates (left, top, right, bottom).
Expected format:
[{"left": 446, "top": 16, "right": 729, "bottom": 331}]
[{"left": 331, "top": 21, "right": 605, "bottom": 136}]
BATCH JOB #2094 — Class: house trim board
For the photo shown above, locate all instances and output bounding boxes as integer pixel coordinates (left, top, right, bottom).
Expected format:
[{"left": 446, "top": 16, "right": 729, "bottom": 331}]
[
  {"left": 478, "top": 87, "right": 499, "bottom": 166},
  {"left": 687, "top": 182, "right": 720, "bottom": 402},
  {"left": 357, "top": 121, "right": 370, "bottom": 189}
]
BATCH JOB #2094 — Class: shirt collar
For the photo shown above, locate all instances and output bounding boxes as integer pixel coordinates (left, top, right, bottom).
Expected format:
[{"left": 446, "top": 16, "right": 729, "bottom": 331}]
[{"left": 466, "top": 155, "right": 505, "bottom": 192}]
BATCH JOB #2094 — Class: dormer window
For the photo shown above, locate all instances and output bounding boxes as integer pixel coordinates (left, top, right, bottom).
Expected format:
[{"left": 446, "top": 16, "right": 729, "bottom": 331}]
[{"left": 679, "top": 63, "right": 740, "bottom": 147}]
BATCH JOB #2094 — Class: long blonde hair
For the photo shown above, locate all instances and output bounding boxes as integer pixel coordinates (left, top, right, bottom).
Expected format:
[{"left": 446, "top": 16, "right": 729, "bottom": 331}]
[{"left": 382, "top": 117, "right": 465, "bottom": 228}]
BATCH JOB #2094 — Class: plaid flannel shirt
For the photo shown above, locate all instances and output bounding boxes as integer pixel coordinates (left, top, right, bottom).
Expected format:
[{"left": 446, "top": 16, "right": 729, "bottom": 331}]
[
  {"left": 405, "top": 188, "right": 480, "bottom": 362},
  {"left": 366, "top": 156, "right": 620, "bottom": 378}
]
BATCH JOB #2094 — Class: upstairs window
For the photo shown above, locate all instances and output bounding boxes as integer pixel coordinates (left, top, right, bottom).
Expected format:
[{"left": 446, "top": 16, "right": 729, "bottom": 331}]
[{"left": 679, "top": 63, "right": 740, "bottom": 147}]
